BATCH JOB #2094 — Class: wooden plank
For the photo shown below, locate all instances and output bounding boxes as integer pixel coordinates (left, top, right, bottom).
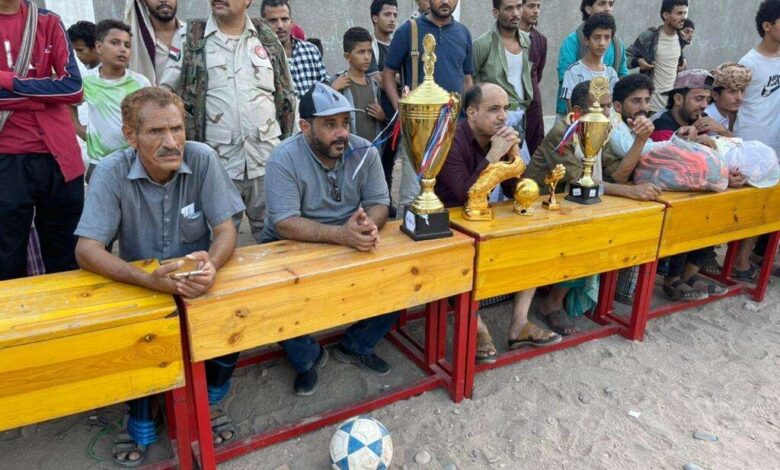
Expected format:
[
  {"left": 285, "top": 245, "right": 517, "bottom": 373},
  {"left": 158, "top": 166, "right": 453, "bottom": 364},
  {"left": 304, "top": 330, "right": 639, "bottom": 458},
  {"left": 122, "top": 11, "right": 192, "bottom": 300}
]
[
  {"left": 0, "top": 260, "right": 177, "bottom": 349},
  {"left": 0, "top": 316, "right": 184, "bottom": 431},
  {"left": 658, "top": 187, "right": 780, "bottom": 258},
  {"left": 185, "top": 221, "right": 475, "bottom": 362}
]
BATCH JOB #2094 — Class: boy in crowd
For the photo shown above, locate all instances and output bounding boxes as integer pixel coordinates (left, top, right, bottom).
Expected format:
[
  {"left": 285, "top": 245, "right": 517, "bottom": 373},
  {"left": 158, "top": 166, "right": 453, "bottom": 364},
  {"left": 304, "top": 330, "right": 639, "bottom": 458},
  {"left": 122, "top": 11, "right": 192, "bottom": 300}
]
[
  {"left": 68, "top": 20, "right": 100, "bottom": 69},
  {"left": 331, "top": 27, "right": 387, "bottom": 145},
  {"left": 561, "top": 13, "right": 619, "bottom": 112},
  {"left": 72, "top": 20, "right": 151, "bottom": 181}
]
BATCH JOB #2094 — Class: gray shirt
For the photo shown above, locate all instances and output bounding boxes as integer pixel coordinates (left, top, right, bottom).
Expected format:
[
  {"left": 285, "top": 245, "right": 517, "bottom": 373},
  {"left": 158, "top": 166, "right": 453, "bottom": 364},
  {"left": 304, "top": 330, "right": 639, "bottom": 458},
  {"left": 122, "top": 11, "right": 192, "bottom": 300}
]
[
  {"left": 76, "top": 142, "right": 245, "bottom": 262},
  {"left": 261, "top": 133, "right": 390, "bottom": 242}
]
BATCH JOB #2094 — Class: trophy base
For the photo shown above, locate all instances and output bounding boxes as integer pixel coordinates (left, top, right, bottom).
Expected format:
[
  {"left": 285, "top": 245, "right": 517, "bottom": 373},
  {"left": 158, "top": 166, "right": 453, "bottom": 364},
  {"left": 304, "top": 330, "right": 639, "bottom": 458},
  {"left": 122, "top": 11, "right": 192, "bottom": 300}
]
[
  {"left": 400, "top": 207, "right": 453, "bottom": 241},
  {"left": 565, "top": 184, "right": 602, "bottom": 205}
]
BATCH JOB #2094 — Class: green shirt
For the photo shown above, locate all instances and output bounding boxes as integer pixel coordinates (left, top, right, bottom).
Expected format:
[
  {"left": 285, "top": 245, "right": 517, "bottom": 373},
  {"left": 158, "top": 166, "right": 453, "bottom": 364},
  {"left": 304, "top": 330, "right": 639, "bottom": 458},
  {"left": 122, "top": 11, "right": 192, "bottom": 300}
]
[{"left": 472, "top": 23, "right": 534, "bottom": 111}]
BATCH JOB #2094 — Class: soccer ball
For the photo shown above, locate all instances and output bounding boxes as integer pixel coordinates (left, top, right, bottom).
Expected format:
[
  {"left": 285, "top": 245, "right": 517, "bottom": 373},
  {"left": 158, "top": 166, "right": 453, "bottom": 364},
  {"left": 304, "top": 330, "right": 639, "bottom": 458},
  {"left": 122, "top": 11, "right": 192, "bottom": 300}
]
[{"left": 330, "top": 416, "right": 393, "bottom": 470}]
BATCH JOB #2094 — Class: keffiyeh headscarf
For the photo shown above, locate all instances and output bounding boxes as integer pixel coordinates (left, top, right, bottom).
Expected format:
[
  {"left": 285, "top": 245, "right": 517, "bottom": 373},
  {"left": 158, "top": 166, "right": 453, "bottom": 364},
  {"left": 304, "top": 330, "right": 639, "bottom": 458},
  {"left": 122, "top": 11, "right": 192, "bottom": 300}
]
[{"left": 711, "top": 62, "right": 752, "bottom": 91}]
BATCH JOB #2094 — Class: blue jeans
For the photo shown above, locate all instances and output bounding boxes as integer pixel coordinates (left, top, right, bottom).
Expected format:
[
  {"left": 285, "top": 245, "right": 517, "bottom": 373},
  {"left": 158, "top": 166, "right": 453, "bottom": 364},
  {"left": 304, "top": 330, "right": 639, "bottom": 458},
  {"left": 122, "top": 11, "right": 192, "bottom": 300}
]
[{"left": 280, "top": 313, "right": 399, "bottom": 373}]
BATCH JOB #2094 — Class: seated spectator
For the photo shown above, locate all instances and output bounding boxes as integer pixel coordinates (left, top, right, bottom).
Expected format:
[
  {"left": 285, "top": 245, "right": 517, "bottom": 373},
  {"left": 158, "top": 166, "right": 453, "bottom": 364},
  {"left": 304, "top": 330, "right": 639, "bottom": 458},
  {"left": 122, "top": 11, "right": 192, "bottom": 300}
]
[
  {"left": 331, "top": 27, "right": 387, "bottom": 144},
  {"left": 436, "top": 83, "right": 561, "bottom": 363},
  {"left": 560, "top": 13, "right": 620, "bottom": 112},
  {"left": 651, "top": 70, "right": 745, "bottom": 301},
  {"left": 68, "top": 20, "right": 100, "bottom": 69},
  {"left": 74, "top": 87, "right": 245, "bottom": 466},
  {"left": 702, "top": 63, "right": 752, "bottom": 136},
  {"left": 73, "top": 20, "right": 151, "bottom": 182},
  {"left": 262, "top": 83, "right": 397, "bottom": 396},
  {"left": 525, "top": 80, "right": 664, "bottom": 334}
]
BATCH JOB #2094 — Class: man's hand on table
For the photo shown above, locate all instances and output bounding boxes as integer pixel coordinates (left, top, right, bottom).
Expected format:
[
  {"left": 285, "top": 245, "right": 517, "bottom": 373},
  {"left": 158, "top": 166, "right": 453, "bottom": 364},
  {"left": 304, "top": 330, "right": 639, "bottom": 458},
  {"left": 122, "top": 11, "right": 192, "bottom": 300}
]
[
  {"left": 173, "top": 251, "right": 217, "bottom": 298},
  {"left": 627, "top": 182, "right": 663, "bottom": 201},
  {"left": 341, "top": 207, "right": 380, "bottom": 252},
  {"left": 728, "top": 170, "right": 746, "bottom": 188}
]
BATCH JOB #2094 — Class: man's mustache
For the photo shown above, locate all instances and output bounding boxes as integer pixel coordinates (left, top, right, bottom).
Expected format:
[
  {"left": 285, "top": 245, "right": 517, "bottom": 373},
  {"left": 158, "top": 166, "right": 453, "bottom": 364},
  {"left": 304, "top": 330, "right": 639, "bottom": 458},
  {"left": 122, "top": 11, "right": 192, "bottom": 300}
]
[{"left": 157, "top": 147, "right": 181, "bottom": 157}]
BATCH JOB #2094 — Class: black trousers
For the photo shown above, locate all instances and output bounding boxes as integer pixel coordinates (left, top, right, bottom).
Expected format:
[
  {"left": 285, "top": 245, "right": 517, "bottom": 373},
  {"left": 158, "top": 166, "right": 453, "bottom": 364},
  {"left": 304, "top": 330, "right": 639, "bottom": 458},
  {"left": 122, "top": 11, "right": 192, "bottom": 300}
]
[
  {"left": 0, "top": 153, "right": 84, "bottom": 280},
  {"left": 667, "top": 247, "right": 717, "bottom": 278}
]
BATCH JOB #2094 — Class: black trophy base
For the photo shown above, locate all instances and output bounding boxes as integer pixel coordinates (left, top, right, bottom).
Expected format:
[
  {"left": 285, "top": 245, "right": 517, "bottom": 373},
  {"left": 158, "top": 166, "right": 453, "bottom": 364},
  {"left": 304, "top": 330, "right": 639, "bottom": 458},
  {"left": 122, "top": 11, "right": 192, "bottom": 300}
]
[
  {"left": 400, "top": 207, "right": 453, "bottom": 241},
  {"left": 565, "top": 183, "right": 602, "bottom": 205}
]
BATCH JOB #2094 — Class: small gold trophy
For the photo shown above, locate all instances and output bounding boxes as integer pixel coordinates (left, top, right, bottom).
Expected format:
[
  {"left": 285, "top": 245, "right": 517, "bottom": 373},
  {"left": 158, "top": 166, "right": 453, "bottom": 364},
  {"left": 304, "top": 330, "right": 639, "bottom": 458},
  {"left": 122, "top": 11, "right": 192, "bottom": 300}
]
[
  {"left": 542, "top": 164, "right": 566, "bottom": 210},
  {"left": 565, "top": 76, "right": 612, "bottom": 205},
  {"left": 399, "top": 34, "right": 461, "bottom": 240},
  {"left": 513, "top": 178, "right": 539, "bottom": 216},
  {"left": 463, "top": 146, "right": 526, "bottom": 221}
]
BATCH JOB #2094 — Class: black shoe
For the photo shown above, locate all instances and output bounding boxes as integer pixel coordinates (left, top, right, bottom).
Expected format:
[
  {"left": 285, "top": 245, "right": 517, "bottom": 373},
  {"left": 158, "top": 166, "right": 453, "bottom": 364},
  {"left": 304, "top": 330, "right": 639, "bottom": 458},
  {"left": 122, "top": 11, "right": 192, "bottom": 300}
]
[
  {"left": 294, "top": 347, "right": 328, "bottom": 397},
  {"left": 333, "top": 344, "right": 391, "bottom": 376}
]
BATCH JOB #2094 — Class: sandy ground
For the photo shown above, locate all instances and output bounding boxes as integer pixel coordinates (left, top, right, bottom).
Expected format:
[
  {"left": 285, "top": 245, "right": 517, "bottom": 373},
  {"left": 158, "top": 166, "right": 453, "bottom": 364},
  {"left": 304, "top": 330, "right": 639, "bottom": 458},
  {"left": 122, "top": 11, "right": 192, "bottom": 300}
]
[{"left": 2, "top": 272, "right": 779, "bottom": 470}]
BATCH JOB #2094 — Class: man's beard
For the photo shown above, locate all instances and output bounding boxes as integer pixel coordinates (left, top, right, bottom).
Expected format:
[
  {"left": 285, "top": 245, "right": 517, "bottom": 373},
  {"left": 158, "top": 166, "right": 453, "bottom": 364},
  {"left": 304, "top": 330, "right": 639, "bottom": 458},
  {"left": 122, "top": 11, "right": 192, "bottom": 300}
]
[
  {"left": 680, "top": 107, "right": 699, "bottom": 124},
  {"left": 430, "top": 4, "right": 453, "bottom": 20},
  {"left": 148, "top": 3, "right": 177, "bottom": 22},
  {"left": 311, "top": 135, "right": 347, "bottom": 160}
]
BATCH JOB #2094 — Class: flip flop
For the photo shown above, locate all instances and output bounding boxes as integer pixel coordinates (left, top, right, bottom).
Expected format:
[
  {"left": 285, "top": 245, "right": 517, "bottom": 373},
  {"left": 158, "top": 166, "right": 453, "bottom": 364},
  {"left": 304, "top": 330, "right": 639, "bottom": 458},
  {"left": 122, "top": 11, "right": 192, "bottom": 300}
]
[
  {"left": 475, "top": 331, "right": 497, "bottom": 364},
  {"left": 687, "top": 275, "right": 728, "bottom": 296},
  {"left": 210, "top": 404, "right": 236, "bottom": 446},
  {"left": 731, "top": 264, "right": 759, "bottom": 282},
  {"left": 542, "top": 310, "right": 580, "bottom": 336},
  {"left": 663, "top": 279, "right": 708, "bottom": 301},
  {"left": 112, "top": 433, "right": 146, "bottom": 468},
  {"left": 508, "top": 322, "right": 562, "bottom": 349}
]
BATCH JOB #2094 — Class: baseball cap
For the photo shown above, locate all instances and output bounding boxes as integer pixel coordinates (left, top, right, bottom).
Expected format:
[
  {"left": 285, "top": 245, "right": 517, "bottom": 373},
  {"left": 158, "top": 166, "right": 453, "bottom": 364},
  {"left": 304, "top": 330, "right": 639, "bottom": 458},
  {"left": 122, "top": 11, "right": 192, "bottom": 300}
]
[
  {"left": 299, "top": 82, "right": 361, "bottom": 118},
  {"left": 662, "top": 69, "right": 715, "bottom": 95}
]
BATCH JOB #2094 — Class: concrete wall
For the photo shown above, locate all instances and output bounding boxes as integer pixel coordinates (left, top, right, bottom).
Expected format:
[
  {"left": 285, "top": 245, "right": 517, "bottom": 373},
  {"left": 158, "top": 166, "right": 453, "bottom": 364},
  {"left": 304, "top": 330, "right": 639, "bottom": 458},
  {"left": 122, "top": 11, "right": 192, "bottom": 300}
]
[{"left": 68, "top": 0, "right": 762, "bottom": 114}]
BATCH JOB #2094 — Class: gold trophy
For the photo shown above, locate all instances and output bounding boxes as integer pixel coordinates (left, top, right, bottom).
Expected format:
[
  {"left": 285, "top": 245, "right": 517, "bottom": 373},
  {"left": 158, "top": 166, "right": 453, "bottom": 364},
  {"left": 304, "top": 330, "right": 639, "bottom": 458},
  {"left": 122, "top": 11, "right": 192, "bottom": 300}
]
[
  {"left": 542, "top": 164, "right": 566, "bottom": 210},
  {"left": 399, "top": 34, "right": 461, "bottom": 241},
  {"left": 565, "top": 76, "right": 612, "bottom": 205},
  {"left": 513, "top": 178, "right": 539, "bottom": 216},
  {"left": 463, "top": 145, "right": 526, "bottom": 220}
]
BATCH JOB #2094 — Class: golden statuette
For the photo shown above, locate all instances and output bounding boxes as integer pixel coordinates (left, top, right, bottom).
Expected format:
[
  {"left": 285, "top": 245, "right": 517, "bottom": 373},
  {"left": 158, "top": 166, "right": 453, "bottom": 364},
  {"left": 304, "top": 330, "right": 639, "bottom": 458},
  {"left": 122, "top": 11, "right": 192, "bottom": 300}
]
[
  {"left": 398, "top": 33, "right": 461, "bottom": 240},
  {"left": 513, "top": 178, "right": 539, "bottom": 216},
  {"left": 463, "top": 147, "right": 526, "bottom": 221},
  {"left": 542, "top": 164, "right": 566, "bottom": 210},
  {"left": 565, "top": 76, "right": 612, "bottom": 205}
]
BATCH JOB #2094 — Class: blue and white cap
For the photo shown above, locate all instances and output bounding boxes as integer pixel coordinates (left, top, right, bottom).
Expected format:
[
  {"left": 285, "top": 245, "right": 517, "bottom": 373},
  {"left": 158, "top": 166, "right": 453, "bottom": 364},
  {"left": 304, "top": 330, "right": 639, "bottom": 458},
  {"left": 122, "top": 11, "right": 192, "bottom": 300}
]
[{"left": 299, "top": 82, "right": 361, "bottom": 118}]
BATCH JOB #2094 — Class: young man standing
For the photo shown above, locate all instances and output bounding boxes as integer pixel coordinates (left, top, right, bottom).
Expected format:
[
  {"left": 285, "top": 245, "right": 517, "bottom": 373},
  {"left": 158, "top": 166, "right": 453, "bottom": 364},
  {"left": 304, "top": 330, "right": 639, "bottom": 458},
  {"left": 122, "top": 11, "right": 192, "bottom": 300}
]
[
  {"left": 627, "top": 0, "right": 689, "bottom": 113},
  {"left": 124, "top": 0, "right": 187, "bottom": 85},
  {"left": 75, "top": 20, "right": 151, "bottom": 181},
  {"left": 262, "top": 0, "right": 329, "bottom": 97},
  {"left": 556, "top": 0, "right": 628, "bottom": 119},
  {"left": 68, "top": 21, "right": 100, "bottom": 69},
  {"left": 518, "top": 0, "right": 547, "bottom": 155},
  {"left": 0, "top": 0, "right": 84, "bottom": 281},
  {"left": 368, "top": 0, "right": 398, "bottom": 74}
]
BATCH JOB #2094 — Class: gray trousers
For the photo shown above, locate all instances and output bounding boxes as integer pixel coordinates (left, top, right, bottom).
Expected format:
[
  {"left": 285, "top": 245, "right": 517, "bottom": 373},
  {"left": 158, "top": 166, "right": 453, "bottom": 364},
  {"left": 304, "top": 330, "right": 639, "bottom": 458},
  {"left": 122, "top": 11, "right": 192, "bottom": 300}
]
[{"left": 232, "top": 175, "right": 265, "bottom": 243}]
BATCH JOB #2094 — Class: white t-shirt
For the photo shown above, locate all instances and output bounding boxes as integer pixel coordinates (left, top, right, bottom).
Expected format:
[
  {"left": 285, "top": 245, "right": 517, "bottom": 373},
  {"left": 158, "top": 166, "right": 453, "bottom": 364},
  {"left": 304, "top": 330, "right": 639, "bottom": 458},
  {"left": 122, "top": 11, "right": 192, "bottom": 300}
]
[
  {"left": 560, "top": 60, "right": 618, "bottom": 101},
  {"left": 704, "top": 103, "right": 730, "bottom": 134},
  {"left": 650, "top": 31, "right": 681, "bottom": 112},
  {"left": 734, "top": 48, "right": 780, "bottom": 157},
  {"left": 505, "top": 48, "right": 524, "bottom": 101}
]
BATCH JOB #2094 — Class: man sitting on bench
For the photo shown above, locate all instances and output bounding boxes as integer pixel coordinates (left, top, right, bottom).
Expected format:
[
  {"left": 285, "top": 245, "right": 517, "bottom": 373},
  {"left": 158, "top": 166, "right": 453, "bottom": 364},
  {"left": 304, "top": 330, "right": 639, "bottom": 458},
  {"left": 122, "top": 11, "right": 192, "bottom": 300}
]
[
  {"left": 261, "top": 83, "right": 397, "bottom": 397},
  {"left": 74, "top": 87, "right": 245, "bottom": 466}
]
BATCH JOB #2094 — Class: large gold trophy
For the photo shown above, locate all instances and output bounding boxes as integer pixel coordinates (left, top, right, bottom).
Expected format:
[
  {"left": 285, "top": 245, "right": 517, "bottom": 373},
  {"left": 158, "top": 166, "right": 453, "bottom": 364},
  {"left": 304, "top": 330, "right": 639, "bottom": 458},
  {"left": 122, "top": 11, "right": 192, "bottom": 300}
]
[
  {"left": 399, "top": 34, "right": 461, "bottom": 241},
  {"left": 565, "top": 76, "right": 612, "bottom": 205}
]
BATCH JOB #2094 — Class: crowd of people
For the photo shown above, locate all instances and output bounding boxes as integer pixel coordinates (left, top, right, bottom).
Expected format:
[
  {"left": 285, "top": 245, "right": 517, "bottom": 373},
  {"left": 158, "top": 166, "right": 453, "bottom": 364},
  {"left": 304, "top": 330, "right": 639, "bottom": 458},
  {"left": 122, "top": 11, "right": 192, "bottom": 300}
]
[{"left": 1, "top": 0, "right": 779, "bottom": 466}]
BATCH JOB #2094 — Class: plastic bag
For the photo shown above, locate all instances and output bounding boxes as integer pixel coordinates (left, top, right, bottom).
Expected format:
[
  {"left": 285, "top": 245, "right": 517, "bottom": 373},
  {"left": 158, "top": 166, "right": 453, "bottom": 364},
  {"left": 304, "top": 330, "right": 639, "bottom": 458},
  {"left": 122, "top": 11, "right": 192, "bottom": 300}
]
[
  {"left": 717, "top": 137, "right": 780, "bottom": 188},
  {"left": 634, "top": 135, "right": 729, "bottom": 192}
]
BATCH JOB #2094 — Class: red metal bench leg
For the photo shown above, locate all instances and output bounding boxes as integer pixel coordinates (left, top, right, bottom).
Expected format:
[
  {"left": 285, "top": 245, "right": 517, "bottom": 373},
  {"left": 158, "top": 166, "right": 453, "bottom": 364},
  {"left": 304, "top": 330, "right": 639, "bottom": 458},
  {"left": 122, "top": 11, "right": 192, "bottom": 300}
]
[
  {"left": 753, "top": 231, "right": 780, "bottom": 302},
  {"left": 594, "top": 271, "right": 618, "bottom": 322},
  {"left": 624, "top": 260, "right": 658, "bottom": 342},
  {"left": 461, "top": 297, "right": 479, "bottom": 400},
  {"left": 169, "top": 387, "right": 193, "bottom": 470},
  {"left": 437, "top": 299, "right": 448, "bottom": 362},
  {"left": 424, "top": 300, "right": 439, "bottom": 368},
  {"left": 190, "top": 361, "right": 217, "bottom": 470},
  {"left": 716, "top": 241, "right": 740, "bottom": 283},
  {"left": 449, "top": 292, "right": 471, "bottom": 403}
]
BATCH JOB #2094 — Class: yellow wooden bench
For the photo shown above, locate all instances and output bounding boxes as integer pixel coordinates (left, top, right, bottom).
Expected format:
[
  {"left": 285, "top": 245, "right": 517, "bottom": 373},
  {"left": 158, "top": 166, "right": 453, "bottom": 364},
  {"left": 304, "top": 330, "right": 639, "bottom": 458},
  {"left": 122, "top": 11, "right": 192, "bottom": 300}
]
[{"left": 0, "top": 260, "right": 184, "bottom": 433}]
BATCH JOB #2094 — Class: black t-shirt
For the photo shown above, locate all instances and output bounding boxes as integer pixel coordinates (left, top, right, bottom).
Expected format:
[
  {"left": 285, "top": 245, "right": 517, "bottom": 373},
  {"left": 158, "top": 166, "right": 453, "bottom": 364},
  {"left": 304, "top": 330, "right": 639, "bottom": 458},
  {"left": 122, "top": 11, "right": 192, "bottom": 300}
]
[
  {"left": 653, "top": 111, "right": 682, "bottom": 134},
  {"left": 368, "top": 41, "right": 390, "bottom": 74}
]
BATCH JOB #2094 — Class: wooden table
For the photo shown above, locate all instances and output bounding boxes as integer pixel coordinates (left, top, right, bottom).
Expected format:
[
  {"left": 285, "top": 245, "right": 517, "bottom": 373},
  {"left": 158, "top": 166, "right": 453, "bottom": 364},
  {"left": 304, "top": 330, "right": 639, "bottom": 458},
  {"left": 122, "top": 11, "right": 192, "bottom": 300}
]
[
  {"left": 449, "top": 195, "right": 667, "bottom": 398},
  {"left": 649, "top": 186, "right": 780, "bottom": 318},
  {"left": 0, "top": 261, "right": 192, "bottom": 469},
  {"left": 182, "top": 221, "right": 475, "bottom": 469}
]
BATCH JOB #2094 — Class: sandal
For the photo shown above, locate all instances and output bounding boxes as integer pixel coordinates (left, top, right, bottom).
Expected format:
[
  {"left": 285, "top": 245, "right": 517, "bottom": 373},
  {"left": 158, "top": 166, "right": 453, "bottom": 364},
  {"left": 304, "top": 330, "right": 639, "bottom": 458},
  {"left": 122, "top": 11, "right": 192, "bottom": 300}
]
[
  {"left": 475, "top": 331, "right": 497, "bottom": 364},
  {"left": 542, "top": 310, "right": 580, "bottom": 336},
  {"left": 732, "top": 264, "right": 759, "bottom": 282},
  {"left": 687, "top": 275, "right": 728, "bottom": 296},
  {"left": 700, "top": 258, "right": 722, "bottom": 276},
  {"left": 112, "top": 433, "right": 146, "bottom": 468},
  {"left": 210, "top": 404, "right": 236, "bottom": 446},
  {"left": 508, "top": 322, "right": 562, "bottom": 349},
  {"left": 663, "top": 280, "right": 708, "bottom": 301}
]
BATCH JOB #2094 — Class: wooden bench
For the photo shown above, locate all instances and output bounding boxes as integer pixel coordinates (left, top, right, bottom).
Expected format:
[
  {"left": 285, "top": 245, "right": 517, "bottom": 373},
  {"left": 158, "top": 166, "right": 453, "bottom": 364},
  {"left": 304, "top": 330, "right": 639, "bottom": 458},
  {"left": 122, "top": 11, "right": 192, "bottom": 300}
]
[
  {"left": 449, "top": 195, "right": 667, "bottom": 398},
  {"left": 0, "top": 260, "right": 192, "bottom": 469},
  {"left": 648, "top": 186, "right": 780, "bottom": 318},
  {"left": 181, "top": 221, "right": 475, "bottom": 469}
]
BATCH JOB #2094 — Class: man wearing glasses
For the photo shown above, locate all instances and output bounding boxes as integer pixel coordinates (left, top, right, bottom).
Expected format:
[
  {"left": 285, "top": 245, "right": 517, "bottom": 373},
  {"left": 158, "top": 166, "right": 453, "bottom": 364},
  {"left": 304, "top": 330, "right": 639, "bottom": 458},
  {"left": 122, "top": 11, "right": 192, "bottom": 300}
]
[{"left": 261, "top": 82, "right": 396, "bottom": 397}]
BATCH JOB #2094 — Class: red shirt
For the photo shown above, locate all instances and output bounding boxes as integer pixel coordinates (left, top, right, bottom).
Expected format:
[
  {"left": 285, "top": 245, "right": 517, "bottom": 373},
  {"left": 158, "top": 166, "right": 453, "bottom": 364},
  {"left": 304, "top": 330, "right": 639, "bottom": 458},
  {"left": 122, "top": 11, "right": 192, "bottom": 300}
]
[{"left": 0, "top": 2, "right": 84, "bottom": 181}]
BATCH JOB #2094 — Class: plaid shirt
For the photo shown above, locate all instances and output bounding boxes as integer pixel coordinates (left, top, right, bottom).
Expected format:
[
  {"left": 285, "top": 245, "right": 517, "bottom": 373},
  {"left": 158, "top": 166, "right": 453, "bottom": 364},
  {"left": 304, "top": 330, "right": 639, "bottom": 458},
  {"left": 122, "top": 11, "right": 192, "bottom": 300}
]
[{"left": 288, "top": 38, "right": 329, "bottom": 96}]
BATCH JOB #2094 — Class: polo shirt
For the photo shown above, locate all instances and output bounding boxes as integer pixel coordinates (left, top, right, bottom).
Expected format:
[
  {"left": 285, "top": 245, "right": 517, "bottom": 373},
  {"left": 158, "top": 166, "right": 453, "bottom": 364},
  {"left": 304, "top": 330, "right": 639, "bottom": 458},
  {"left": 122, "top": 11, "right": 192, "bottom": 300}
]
[
  {"left": 261, "top": 133, "right": 390, "bottom": 242},
  {"left": 75, "top": 142, "right": 244, "bottom": 262},
  {"left": 384, "top": 14, "right": 474, "bottom": 94}
]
